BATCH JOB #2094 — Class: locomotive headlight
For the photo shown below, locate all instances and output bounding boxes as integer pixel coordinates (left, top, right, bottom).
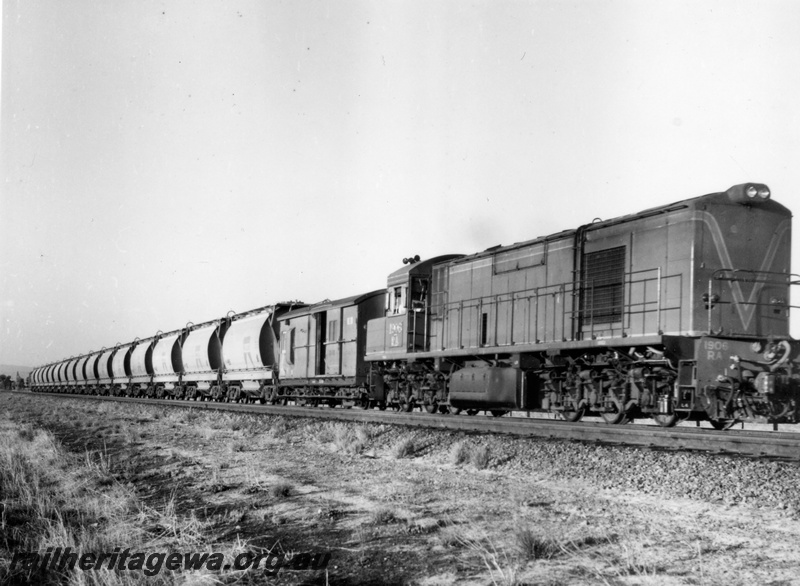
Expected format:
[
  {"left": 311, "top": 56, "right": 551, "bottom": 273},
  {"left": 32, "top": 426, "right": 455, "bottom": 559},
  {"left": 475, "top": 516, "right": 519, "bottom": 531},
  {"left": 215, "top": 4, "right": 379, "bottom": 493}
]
[{"left": 726, "top": 183, "right": 771, "bottom": 204}]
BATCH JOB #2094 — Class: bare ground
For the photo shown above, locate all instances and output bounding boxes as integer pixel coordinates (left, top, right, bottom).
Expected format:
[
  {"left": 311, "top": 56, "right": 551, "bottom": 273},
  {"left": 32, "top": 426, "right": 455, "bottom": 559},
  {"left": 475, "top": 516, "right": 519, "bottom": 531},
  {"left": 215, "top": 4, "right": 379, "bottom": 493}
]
[{"left": 4, "top": 393, "right": 800, "bottom": 585}]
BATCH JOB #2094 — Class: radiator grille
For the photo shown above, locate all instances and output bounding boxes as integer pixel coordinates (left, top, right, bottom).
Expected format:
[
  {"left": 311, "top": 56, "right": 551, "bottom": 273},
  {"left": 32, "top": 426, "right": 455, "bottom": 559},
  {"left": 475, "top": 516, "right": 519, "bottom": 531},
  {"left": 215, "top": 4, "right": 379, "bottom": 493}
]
[{"left": 582, "top": 246, "right": 625, "bottom": 323}]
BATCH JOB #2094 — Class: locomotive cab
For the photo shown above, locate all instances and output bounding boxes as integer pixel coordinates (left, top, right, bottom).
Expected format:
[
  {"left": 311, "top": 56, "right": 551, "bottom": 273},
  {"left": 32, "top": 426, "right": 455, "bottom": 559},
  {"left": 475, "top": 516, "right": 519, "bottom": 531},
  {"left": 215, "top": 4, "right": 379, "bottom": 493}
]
[{"left": 366, "top": 254, "right": 463, "bottom": 357}]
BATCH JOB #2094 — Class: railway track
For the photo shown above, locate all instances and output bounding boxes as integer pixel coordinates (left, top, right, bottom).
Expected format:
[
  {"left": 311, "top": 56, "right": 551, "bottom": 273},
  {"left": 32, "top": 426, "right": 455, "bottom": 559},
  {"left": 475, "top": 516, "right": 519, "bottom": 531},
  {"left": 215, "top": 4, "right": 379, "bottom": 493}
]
[{"left": 15, "top": 391, "right": 800, "bottom": 460}]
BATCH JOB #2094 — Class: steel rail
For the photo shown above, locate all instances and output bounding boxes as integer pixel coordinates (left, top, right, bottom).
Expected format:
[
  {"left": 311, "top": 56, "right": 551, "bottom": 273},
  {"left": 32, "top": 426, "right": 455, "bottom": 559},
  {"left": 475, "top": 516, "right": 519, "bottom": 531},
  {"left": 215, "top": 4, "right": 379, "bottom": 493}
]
[{"left": 13, "top": 391, "right": 800, "bottom": 460}]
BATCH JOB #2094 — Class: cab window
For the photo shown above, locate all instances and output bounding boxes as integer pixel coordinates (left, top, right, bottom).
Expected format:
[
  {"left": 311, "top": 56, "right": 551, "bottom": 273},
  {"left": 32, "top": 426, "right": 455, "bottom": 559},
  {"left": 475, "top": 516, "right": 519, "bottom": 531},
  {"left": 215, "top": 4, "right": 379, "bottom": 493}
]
[{"left": 388, "top": 286, "right": 407, "bottom": 314}]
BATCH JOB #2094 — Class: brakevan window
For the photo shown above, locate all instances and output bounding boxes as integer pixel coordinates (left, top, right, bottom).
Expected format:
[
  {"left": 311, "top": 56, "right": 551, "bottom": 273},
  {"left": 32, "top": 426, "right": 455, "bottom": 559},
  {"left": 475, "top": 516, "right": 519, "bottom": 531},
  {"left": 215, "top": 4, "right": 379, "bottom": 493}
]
[
  {"left": 582, "top": 246, "right": 625, "bottom": 323},
  {"left": 327, "top": 320, "right": 338, "bottom": 342}
]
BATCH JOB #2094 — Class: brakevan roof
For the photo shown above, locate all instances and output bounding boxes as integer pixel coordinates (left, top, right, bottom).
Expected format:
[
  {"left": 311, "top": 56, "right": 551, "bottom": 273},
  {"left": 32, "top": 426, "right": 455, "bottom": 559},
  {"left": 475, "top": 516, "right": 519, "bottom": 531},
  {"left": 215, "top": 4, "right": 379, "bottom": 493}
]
[{"left": 279, "top": 289, "right": 385, "bottom": 320}]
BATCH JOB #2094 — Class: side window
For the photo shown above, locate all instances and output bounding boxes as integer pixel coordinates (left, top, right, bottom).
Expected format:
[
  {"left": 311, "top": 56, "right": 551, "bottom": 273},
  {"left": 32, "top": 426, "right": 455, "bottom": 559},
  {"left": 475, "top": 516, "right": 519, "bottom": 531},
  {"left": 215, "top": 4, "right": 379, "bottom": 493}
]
[
  {"left": 391, "top": 286, "right": 407, "bottom": 314},
  {"left": 582, "top": 246, "right": 626, "bottom": 324},
  {"left": 327, "top": 320, "right": 339, "bottom": 342}
]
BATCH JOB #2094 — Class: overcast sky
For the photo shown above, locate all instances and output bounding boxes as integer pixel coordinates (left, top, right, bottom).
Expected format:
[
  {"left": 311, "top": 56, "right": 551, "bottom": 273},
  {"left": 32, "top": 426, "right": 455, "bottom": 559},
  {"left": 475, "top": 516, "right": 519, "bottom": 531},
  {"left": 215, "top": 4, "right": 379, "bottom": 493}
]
[{"left": 2, "top": 0, "right": 799, "bottom": 367}]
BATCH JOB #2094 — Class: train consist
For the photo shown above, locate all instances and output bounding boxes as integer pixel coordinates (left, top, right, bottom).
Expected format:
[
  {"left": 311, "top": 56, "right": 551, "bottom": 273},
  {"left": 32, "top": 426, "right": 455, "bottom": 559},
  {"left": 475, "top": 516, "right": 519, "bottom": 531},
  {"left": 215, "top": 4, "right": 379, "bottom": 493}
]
[{"left": 30, "top": 183, "right": 800, "bottom": 429}]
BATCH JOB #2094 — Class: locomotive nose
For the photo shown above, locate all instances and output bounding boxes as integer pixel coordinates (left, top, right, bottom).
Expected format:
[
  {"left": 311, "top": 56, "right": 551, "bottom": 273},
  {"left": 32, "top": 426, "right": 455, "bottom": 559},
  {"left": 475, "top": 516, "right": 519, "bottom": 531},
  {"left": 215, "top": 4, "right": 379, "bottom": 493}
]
[{"left": 726, "top": 183, "right": 771, "bottom": 204}]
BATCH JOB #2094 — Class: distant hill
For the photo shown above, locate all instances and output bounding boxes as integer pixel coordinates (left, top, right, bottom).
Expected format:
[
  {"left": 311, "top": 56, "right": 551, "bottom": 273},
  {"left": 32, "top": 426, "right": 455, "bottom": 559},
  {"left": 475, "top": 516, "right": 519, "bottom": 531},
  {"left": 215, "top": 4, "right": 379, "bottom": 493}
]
[{"left": 0, "top": 365, "right": 33, "bottom": 379}]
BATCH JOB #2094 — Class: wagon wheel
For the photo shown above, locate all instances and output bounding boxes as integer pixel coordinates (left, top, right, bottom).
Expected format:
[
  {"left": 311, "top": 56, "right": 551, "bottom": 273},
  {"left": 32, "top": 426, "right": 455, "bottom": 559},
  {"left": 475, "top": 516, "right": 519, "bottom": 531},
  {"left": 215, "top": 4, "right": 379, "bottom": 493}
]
[
  {"left": 438, "top": 404, "right": 450, "bottom": 414},
  {"left": 401, "top": 398, "right": 414, "bottom": 413},
  {"left": 449, "top": 406, "right": 462, "bottom": 415},
  {"left": 424, "top": 400, "right": 438, "bottom": 414},
  {"left": 653, "top": 414, "right": 679, "bottom": 428},
  {"left": 709, "top": 418, "right": 737, "bottom": 431},
  {"left": 560, "top": 408, "right": 585, "bottom": 423},
  {"left": 466, "top": 409, "right": 479, "bottom": 416},
  {"left": 491, "top": 410, "right": 508, "bottom": 417}
]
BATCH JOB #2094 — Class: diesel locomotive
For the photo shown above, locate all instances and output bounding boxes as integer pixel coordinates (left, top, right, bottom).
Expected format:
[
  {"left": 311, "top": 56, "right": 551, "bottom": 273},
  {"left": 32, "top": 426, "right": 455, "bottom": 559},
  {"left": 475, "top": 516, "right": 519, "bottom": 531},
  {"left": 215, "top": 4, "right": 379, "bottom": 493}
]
[{"left": 29, "top": 183, "right": 800, "bottom": 429}]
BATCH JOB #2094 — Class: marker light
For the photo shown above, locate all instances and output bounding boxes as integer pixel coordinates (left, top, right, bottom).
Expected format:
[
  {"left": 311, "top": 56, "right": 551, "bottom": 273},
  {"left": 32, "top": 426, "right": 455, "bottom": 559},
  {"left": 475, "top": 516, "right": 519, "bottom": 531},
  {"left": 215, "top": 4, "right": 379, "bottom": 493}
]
[
  {"left": 746, "top": 185, "right": 758, "bottom": 198},
  {"left": 758, "top": 187, "right": 770, "bottom": 199}
]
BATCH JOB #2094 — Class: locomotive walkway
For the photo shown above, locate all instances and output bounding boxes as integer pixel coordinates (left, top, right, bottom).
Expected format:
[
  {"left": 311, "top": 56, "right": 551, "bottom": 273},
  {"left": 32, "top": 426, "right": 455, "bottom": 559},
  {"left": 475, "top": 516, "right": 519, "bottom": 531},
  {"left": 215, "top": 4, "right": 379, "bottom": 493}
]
[{"left": 18, "top": 391, "right": 800, "bottom": 460}]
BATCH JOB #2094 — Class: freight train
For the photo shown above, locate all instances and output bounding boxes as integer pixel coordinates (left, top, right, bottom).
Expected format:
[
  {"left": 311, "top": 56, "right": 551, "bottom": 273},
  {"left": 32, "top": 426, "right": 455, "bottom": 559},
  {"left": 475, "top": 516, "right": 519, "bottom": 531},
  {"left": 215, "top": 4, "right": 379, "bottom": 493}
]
[{"left": 29, "top": 183, "right": 800, "bottom": 430}]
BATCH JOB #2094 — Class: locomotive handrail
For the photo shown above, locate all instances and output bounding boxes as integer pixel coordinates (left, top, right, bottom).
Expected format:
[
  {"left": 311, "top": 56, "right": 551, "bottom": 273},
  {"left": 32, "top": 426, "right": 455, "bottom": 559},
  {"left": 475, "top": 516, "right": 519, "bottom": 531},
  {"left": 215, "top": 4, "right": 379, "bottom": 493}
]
[
  {"left": 706, "top": 270, "right": 798, "bottom": 336},
  {"left": 713, "top": 269, "right": 800, "bottom": 286},
  {"left": 436, "top": 268, "right": 681, "bottom": 350}
]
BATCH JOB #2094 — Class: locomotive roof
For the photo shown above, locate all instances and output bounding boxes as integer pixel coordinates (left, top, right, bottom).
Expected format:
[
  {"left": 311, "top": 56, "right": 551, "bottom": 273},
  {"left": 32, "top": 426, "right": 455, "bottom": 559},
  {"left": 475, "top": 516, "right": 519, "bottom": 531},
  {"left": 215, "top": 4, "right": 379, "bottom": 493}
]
[
  {"left": 387, "top": 254, "right": 465, "bottom": 287},
  {"left": 438, "top": 185, "right": 790, "bottom": 268},
  {"left": 279, "top": 289, "right": 385, "bottom": 320}
]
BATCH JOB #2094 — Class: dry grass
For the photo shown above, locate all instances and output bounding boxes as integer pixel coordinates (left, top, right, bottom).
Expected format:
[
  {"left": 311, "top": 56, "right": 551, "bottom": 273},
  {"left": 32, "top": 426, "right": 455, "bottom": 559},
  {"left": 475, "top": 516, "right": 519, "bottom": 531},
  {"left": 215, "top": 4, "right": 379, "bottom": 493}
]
[
  {"left": 270, "top": 482, "right": 293, "bottom": 499},
  {"left": 514, "top": 527, "right": 560, "bottom": 561},
  {"left": 320, "top": 423, "right": 371, "bottom": 455},
  {"left": 449, "top": 441, "right": 469, "bottom": 466},
  {"left": 470, "top": 445, "right": 491, "bottom": 470},
  {"left": 369, "top": 507, "right": 397, "bottom": 525},
  {"left": 8, "top": 393, "right": 785, "bottom": 585},
  {"left": 391, "top": 435, "right": 416, "bottom": 459},
  {"left": 0, "top": 408, "right": 256, "bottom": 585}
]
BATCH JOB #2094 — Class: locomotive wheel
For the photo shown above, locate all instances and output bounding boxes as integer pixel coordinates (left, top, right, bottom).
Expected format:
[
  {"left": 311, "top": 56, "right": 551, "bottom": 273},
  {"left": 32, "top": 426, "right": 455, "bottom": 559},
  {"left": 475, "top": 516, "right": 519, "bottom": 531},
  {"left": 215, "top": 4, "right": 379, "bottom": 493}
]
[
  {"left": 601, "top": 408, "right": 629, "bottom": 425},
  {"left": 466, "top": 409, "right": 479, "bottom": 416},
  {"left": 560, "top": 408, "right": 585, "bottom": 423},
  {"left": 653, "top": 414, "right": 679, "bottom": 428},
  {"left": 709, "top": 418, "right": 737, "bottom": 431}
]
